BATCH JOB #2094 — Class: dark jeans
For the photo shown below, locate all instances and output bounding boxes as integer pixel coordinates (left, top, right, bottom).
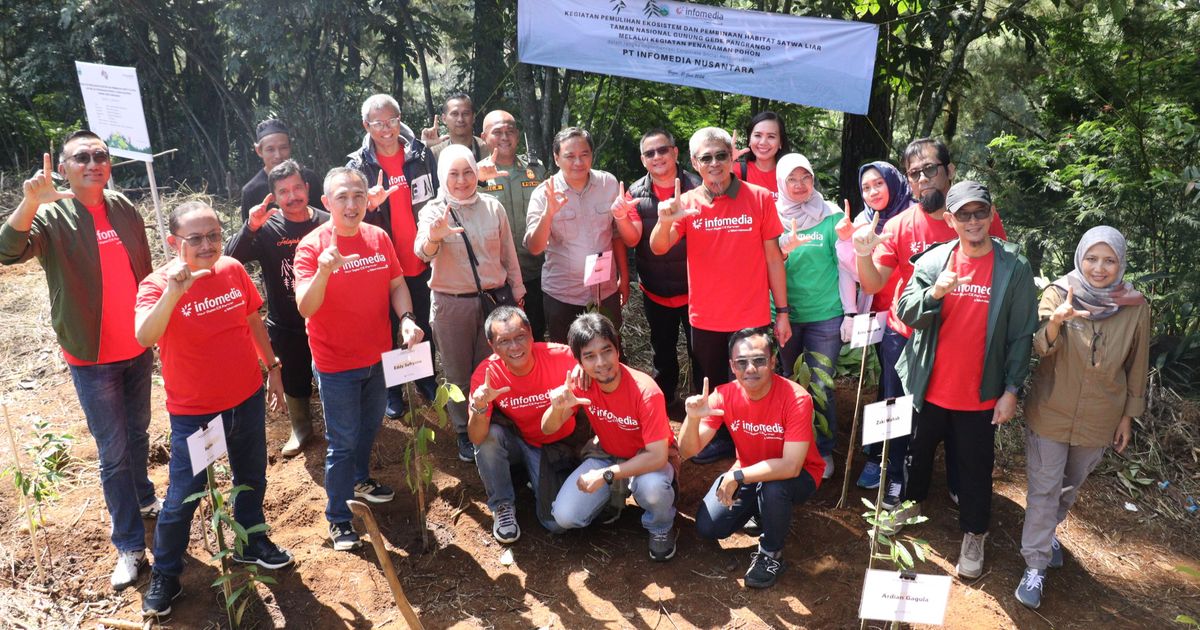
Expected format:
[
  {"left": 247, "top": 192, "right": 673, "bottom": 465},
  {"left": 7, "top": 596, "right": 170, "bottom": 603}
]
[
  {"left": 68, "top": 349, "right": 156, "bottom": 553},
  {"left": 523, "top": 280, "right": 547, "bottom": 341},
  {"left": 268, "top": 325, "right": 314, "bottom": 398},
  {"left": 695, "top": 470, "right": 816, "bottom": 554},
  {"left": 315, "top": 362, "right": 387, "bottom": 524},
  {"left": 690, "top": 326, "right": 733, "bottom": 387},
  {"left": 544, "top": 291, "right": 622, "bottom": 344},
  {"left": 642, "top": 291, "right": 700, "bottom": 400},
  {"left": 153, "top": 389, "right": 268, "bottom": 576},
  {"left": 389, "top": 269, "right": 438, "bottom": 403},
  {"left": 904, "top": 401, "right": 994, "bottom": 534},
  {"left": 779, "top": 316, "right": 843, "bottom": 456}
]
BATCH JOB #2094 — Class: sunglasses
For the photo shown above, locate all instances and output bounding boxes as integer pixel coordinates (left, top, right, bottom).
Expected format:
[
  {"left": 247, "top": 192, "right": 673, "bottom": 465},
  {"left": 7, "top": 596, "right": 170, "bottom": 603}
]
[
  {"left": 732, "top": 356, "right": 770, "bottom": 370},
  {"left": 365, "top": 117, "right": 402, "bottom": 131},
  {"left": 641, "top": 145, "right": 674, "bottom": 159},
  {"left": 695, "top": 151, "right": 731, "bottom": 166},
  {"left": 906, "top": 163, "right": 943, "bottom": 180},
  {"left": 68, "top": 150, "right": 111, "bottom": 165},
  {"left": 174, "top": 231, "right": 223, "bottom": 247},
  {"left": 952, "top": 207, "right": 992, "bottom": 222}
]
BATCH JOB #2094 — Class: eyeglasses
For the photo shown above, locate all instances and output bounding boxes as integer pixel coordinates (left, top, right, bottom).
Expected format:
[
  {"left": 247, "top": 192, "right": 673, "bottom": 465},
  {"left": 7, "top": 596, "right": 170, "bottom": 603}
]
[
  {"left": 732, "top": 356, "right": 770, "bottom": 370},
  {"left": 68, "top": 150, "right": 110, "bottom": 165},
  {"left": 365, "top": 117, "right": 402, "bottom": 131},
  {"left": 952, "top": 207, "right": 992, "bottom": 222},
  {"left": 641, "top": 146, "right": 674, "bottom": 159},
  {"left": 174, "top": 231, "right": 223, "bottom": 247},
  {"left": 493, "top": 333, "right": 530, "bottom": 349},
  {"left": 695, "top": 151, "right": 730, "bottom": 165},
  {"left": 906, "top": 163, "right": 943, "bottom": 180}
]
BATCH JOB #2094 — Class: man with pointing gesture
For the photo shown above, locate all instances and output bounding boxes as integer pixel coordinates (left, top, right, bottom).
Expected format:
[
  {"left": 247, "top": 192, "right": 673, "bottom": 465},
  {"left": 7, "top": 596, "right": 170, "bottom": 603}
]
[{"left": 894, "top": 180, "right": 1037, "bottom": 580}]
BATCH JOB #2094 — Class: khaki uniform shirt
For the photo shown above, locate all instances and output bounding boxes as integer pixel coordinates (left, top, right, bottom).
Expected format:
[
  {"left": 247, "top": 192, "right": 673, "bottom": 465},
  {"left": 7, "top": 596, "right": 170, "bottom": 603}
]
[
  {"left": 415, "top": 195, "right": 526, "bottom": 300},
  {"left": 1025, "top": 287, "right": 1150, "bottom": 447},
  {"left": 431, "top": 136, "right": 489, "bottom": 161},
  {"left": 479, "top": 154, "right": 546, "bottom": 281}
]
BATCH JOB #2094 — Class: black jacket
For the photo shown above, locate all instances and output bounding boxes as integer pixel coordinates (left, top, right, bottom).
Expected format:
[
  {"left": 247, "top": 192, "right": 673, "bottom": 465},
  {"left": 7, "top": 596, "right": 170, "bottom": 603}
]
[
  {"left": 628, "top": 170, "right": 701, "bottom": 299},
  {"left": 345, "top": 124, "right": 439, "bottom": 242}
]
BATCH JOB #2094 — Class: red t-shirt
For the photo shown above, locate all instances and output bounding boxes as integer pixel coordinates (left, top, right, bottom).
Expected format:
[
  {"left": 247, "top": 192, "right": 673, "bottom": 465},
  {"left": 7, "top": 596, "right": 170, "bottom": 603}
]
[
  {"left": 470, "top": 343, "right": 579, "bottom": 446},
  {"left": 574, "top": 365, "right": 674, "bottom": 459},
  {"left": 135, "top": 257, "right": 264, "bottom": 415},
  {"left": 294, "top": 223, "right": 404, "bottom": 373},
  {"left": 703, "top": 374, "right": 826, "bottom": 485},
  {"left": 375, "top": 151, "right": 427, "bottom": 277},
  {"left": 63, "top": 202, "right": 143, "bottom": 366},
  {"left": 924, "top": 248, "right": 998, "bottom": 411},
  {"left": 875, "top": 205, "right": 1006, "bottom": 337},
  {"left": 736, "top": 161, "right": 778, "bottom": 194},
  {"left": 676, "top": 181, "right": 782, "bottom": 331},
  {"left": 640, "top": 183, "right": 689, "bottom": 308}
]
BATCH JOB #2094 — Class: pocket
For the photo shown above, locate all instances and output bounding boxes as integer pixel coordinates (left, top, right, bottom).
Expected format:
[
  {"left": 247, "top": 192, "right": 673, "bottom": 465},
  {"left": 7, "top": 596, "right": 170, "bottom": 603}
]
[{"left": 555, "top": 207, "right": 578, "bottom": 240}]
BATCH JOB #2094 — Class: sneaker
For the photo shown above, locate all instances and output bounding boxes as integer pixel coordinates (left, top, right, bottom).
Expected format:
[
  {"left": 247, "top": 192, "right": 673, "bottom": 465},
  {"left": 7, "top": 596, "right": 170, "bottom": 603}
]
[
  {"left": 881, "top": 481, "right": 904, "bottom": 510},
  {"left": 457, "top": 433, "right": 476, "bottom": 463},
  {"left": 385, "top": 389, "right": 408, "bottom": 419},
  {"left": 1015, "top": 567, "right": 1045, "bottom": 609},
  {"left": 141, "top": 570, "right": 182, "bottom": 618},
  {"left": 111, "top": 549, "right": 146, "bottom": 591},
  {"left": 743, "top": 515, "right": 761, "bottom": 534},
  {"left": 492, "top": 503, "right": 520, "bottom": 544},
  {"left": 648, "top": 528, "right": 677, "bottom": 562},
  {"left": 956, "top": 532, "right": 988, "bottom": 579},
  {"left": 234, "top": 536, "right": 295, "bottom": 570},
  {"left": 1049, "top": 536, "right": 1064, "bottom": 568},
  {"left": 354, "top": 478, "right": 395, "bottom": 503},
  {"left": 139, "top": 498, "right": 164, "bottom": 519},
  {"left": 691, "top": 434, "right": 734, "bottom": 464},
  {"left": 822, "top": 453, "right": 835, "bottom": 480},
  {"left": 329, "top": 521, "right": 363, "bottom": 551},
  {"left": 745, "top": 550, "right": 785, "bottom": 588},
  {"left": 856, "top": 461, "right": 882, "bottom": 489}
]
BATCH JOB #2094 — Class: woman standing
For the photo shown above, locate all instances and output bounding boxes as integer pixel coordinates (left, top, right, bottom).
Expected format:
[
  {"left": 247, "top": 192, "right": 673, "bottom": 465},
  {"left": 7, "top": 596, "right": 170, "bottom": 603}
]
[
  {"left": 416, "top": 144, "right": 525, "bottom": 457},
  {"left": 774, "top": 153, "right": 856, "bottom": 480},
  {"left": 734, "top": 111, "right": 789, "bottom": 195},
  {"left": 1016, "top": 226, "right": 1149, "bottom": 609}
]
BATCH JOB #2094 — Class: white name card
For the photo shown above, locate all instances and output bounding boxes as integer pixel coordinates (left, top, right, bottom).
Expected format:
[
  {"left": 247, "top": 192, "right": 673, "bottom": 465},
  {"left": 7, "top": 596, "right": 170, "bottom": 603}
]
[
  {"left": 186, "top": 415, "right": 228, "bottom": 476},
  {"left": 583, "top": 250, "right": 613, "bottom": 286},
  {"left": 850, "top": 311, "right": 887, "bottom": 348},
  {"left": 859, "top": 569, "right": 952, "bottom": 625},
  {"left": 382, "top": 341, "right": 435, "bottom": 388},
  {"left": 862, "top": 396, "right": 913, "bottom": 446}
]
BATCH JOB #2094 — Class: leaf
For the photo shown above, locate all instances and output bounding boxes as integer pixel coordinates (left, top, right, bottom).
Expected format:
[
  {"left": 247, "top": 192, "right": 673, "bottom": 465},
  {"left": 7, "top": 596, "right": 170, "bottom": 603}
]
[
  {"left": 861, "top": 497, "right": 876, "bottom": 510},
  {"left": 256, "top": 575, "right": 278, "bottom": 586},
  {"left": 245, "top": 523, "right": 269, "bottom": 536},
  {"left": 445, "top": 382, "right": 465, "bottom": 403},
  {"left": 434, "top": 384, "right": 450, "bottom": 408},
  {"left": 212, "top": 572, "right": 235, "bottom": 587},
  {"left": 184, "top": 489, "right": 209, "bottom": 504},
  {"left": 235, "top": 597, "right": 251, "bottom": 625},
  {"left": 895, "top": 541, "right": 914, "bottom": 568},
  {"left": 227, "top": 584, "right": 248, "bottom": 608}
]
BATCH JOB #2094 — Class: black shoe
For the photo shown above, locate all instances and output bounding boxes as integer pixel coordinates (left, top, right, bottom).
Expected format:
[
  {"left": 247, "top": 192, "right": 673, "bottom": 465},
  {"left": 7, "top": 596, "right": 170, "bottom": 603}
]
[
  {"left": 745, "top": 550, "right": 785, "bottom": 588},
  {"left": 142, "top": 570, "right": 182, "bottom": 618},
  {"left": 329, "top": 521, "right": 363, "bottom": 551},
  {"left": 354, "top": 478, "right": 395, "bottom": 503},
  {"left": 234, "top": 535, "right": 295, "bottom": 570},
  {"left": 385, "top": 390, "right": 408, "bottom": 420},
  {"left": 691, "top": 434, "right": 735, "bottom": 464},
  {"left": 742, "top": 515, "right": 762, "bottom": 535},
  {"left": 457, "top": 433, "right": 475, "bottom": 462}
]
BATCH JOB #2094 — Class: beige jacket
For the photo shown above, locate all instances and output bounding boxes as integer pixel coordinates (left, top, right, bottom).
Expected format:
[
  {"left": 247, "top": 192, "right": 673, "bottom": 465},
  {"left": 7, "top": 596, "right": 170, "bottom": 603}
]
[
  {"left": 415, "top": 194, "right": 525, "bottom": 300},
  {"left": 1025, "top": 287, "right": 1150, "bottom": 447}
]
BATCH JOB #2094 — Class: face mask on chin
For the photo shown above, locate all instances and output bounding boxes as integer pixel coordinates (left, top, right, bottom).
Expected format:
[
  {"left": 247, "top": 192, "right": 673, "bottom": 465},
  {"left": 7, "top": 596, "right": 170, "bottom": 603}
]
[{"left": 919, "top": 189, "right": 946, "bottom": 214}]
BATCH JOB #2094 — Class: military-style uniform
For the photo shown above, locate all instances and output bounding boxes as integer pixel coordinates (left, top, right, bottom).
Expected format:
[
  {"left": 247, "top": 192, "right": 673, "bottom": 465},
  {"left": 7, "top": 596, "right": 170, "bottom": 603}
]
[{"left": 478, "top": 154, "right": 547, "bottom": 338}]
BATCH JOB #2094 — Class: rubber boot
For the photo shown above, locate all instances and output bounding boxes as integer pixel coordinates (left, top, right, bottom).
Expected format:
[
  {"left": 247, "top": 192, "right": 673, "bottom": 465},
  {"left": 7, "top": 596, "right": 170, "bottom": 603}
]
[{"left": 281, "top": 395, "right": 313, "bottom": 457}]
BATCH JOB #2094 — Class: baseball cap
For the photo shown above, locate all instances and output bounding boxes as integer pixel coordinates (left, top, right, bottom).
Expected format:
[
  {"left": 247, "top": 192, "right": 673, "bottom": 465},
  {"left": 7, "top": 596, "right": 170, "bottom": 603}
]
[{"left": 946, "top": 180, "right": 992, "bottom": 214}]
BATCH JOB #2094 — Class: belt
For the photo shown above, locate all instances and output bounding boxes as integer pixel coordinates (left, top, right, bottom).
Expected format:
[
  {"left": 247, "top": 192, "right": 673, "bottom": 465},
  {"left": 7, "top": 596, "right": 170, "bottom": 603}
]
[{"left": 441, "top": 291, "right": 480, "bottom": 298}]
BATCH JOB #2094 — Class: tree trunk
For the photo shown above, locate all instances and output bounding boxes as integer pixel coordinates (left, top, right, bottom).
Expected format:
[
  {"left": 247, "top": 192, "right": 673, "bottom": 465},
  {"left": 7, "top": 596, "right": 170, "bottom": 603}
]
[
  {"left": 515, "top": 62, "right": 544, "bottom": 163},
  {"left": 471, "top": 0, "right": 505, "bottom": 115},
  {"left": 838, "top": 79, "right": 893, "bottom": 216}
]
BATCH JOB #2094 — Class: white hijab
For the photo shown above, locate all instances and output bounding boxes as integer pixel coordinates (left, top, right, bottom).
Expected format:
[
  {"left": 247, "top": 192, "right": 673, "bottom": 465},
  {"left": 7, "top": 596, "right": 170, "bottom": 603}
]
[
  {"left": 436, "top": 144, "right": 480, "bottom": 207},
  {"left": 776, "top": 153, "right": 833, "bottom": 231}
]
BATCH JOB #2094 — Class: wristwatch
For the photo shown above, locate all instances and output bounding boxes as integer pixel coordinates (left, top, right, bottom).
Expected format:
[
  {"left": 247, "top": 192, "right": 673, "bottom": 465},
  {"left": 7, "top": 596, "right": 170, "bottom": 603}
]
[
  {"left": 400, "top": 311, "right": 417, "bottom": 324},
  {"left": 775, "top": 305, "right": 790, "bottom": 314},
  {"left": 266, "top": 358, "right": 282, "bottom": 371},
  {"left": 603, "top": 469, "right": 615, "bottom": 485},
  {"left": 733, "top": 469, "right": 745, "bottom": 484}
]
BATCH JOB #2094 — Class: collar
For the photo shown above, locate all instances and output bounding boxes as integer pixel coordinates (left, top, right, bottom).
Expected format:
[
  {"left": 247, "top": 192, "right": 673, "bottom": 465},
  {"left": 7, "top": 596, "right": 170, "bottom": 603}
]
[
  {"left": 697, "top": 177, "right": 741, "bottom": 202},
  {"left": 556, "top": 170, "right": 594, "bottom": 194}
]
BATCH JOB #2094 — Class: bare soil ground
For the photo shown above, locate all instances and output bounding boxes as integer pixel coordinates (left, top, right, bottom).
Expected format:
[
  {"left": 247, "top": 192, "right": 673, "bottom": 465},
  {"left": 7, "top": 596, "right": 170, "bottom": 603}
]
[{"left": 1, "top": 260, "right": 1198, "bottom": 630}]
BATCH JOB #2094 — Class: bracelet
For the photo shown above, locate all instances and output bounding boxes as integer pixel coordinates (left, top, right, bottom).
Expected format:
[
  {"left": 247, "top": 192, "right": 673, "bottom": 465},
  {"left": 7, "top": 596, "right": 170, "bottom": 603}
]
[
  {"left": 266, "top": 358, "right": 282, "bottom": 371},
  {"left": 400, "top": 311, "right": 417, "bottom": 324},
  {"left": 775, "top": 305, "right": 790, "bottom": 314},
  {"left": 470, "top": 403, "right": 487, "bottom": 415}
]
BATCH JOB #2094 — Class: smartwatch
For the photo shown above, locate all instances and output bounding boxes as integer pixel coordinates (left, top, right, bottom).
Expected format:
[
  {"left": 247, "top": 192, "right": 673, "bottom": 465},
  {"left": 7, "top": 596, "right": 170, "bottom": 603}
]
[
  {"left": 733, "top": 469, "right": 745, "bottom": 484},
  {"left": 603, "top": 469, "right": 615, "bottom": 485}
]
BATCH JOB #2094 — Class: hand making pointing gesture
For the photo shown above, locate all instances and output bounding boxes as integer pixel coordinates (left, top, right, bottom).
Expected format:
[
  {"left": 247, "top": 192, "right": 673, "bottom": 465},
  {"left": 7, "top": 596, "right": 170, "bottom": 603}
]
[
  {"left": 317, "top": 234, "right": 360, "bottom": 275},
  {"left": 22, "top": 153, "right": 75, "bottom": 206},
  {"left": 835, "top": 199, "right": 855, "bottom": 241},
  {"left": 610, "top": 182, "right": 637, "bottom": 221},
  {"left": 421, "top": 115, "right": 449, "bottom": 146},
  {"left": 247, "top": 193, "right": 279, "bottom": 231},
  {"left": 164, "top": 259, "right": 211, "bottom": 296},
  {"left": 931, "top": 267, "right": 973, "bottom": 300},
  {"left": 685, "top": 377, "right": 724, "bottom": 420},
  {"left": 549, "top": 370, "right": 592, "bottom": 412},
  {"left": 544, "top": 177, "right": 569, "bottom": 218},
  {"left": 780, "top": 218, "right": 801, "bottom": 255},
  {"left": 656, "top": 178, "right": 700, "bottom": 224},
  {"left": 852, "top": 212, "right": 893, "bottom": 257},
  {"left": 366, "top": 171, "right": 401, "bottom": 211},
  {"left": 428, "top": 205, "right": 466, "bottom": 242},
  {"left": 470, "top": 370, "right": 512, "bottom": 413},
  {"left": 1049, "top": 286, "right": 1091, "bottom": 323},
  {"left": 476, "top": 148, "right": 511, "bottom": 182}
]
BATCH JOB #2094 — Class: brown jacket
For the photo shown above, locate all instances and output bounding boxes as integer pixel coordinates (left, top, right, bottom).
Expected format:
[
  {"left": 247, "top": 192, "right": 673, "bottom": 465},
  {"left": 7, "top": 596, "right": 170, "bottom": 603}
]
[{"left": 1025, "top": 287, "right": 1150, "bottom": 447}]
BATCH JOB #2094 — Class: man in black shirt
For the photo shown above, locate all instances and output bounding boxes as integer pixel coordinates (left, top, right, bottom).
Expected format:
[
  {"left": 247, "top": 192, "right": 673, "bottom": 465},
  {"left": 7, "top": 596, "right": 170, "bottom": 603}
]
[
  {"left": 228, "top": 159, "right": 330, "bottom": 456},
  {"left": 239, "top": 119, "right": 325, "bottom": 220}
]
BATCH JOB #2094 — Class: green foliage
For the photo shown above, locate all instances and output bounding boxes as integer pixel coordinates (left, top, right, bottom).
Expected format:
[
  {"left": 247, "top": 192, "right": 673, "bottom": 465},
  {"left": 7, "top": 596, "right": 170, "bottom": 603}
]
[
  {"left": 3, "top": 416, "right": 73, "bottom": 530},
  {"left": 861, "top": 497, "right": 930, "bottom": 572},
  {"left": 791, "top": 350, "right": 835, "bottom": 439},
  {"left": 401, "top": 378, "right": 458, "bottom": 548}
]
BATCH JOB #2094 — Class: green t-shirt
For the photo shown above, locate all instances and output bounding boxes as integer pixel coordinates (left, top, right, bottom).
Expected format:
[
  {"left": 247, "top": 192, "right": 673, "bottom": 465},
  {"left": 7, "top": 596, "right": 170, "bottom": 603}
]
[{"left": 781, "top": 213, "right": 843, "bottom": 323}]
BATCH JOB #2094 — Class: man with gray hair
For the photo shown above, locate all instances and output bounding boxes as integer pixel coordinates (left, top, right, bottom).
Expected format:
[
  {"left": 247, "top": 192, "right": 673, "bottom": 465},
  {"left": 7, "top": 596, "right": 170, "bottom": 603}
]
[{"left": 649, "top": 127, "right": 792, "bottom": 463}]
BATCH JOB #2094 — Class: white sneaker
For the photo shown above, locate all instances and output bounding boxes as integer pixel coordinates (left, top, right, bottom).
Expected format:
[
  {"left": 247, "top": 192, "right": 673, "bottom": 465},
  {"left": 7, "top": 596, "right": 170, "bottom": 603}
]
[
  {"left": 139, "top": 497, "right": 164, "bottom": 519},
  {"left": 957, "top": 532, "right": 988, "bottom": 579},
  {"left": 822, "top": 453, "right": 834, "bottom": 480},
  {"left": 111, "top": 549, "right": 146, "bottom": 591}
]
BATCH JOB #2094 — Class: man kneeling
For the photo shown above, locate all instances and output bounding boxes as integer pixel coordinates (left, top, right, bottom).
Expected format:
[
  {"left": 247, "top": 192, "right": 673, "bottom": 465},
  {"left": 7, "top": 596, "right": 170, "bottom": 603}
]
[
  {"left": 679, "top": 328, "right": 826, "bottom": 588},
  {"left": 543, "top": 313, "right": 678, "bottom": 561}
]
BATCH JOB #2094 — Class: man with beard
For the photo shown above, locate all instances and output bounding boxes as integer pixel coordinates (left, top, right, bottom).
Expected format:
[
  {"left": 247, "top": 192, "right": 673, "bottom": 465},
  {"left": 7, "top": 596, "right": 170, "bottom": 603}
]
[
  {"left": 239, "top": 119, "right": 324, "bottom": 220},
  {"left": 227, "top": 159, "right": 330, "bottom": 457},
  {"left": 851, "top": 138, "right": 1006, "bottom": 509}
]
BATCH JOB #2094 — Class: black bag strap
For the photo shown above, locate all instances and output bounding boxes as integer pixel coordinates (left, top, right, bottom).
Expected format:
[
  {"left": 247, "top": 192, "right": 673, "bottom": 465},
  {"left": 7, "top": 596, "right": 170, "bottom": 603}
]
[{"left": 447, "top": 206, "right": 486, "bottom": 295}]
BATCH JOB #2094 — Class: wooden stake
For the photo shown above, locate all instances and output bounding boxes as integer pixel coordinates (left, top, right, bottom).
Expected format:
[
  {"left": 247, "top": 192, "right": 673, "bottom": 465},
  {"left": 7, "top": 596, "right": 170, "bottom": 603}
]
[
  {"left": 837, "top": 346, "right": 870, "bottom": 509},
  {"left": 347, "top": 499, "right": 425, "bottom": 629},
  {"left": 3, "top": 404, "right": 44, "bottom": 583}
]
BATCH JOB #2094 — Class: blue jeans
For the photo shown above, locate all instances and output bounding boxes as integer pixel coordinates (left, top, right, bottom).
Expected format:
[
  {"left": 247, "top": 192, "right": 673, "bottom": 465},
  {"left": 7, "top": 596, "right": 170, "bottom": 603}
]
[
  {"left": 315, "top": 362, "right": 387, "bottom": 524},
  {"left": 474, "top": 424, "right": 560, "bottom": 532},
  {"left": 695, "top": 470, "right": 816, "bottom": 554},
  {"left": 68, "top": 349, "right": 155, "bottom": 553},
  {"left": 780, "top": 316, "right": 843, "bottom": 456},
  {"left": 153, "top": 389, "right": 268, "bottom": 576},
  {"left": 552, "top": 457, "right": 676, "bottom": 534}
]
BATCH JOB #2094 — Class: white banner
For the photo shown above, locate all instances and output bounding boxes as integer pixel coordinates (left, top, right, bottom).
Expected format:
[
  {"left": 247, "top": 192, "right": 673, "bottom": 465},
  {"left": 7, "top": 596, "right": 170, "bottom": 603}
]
[
  {"left": 75, "top": 61, "right": 154, "bottom": 162},
  {"left": 518, "top": 0, "right": 878, "bottom": 114}
]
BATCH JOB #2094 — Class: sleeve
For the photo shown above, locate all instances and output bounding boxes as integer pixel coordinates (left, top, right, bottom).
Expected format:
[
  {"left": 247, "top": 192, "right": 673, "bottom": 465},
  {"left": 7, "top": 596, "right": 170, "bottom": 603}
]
[
  {"left": 239, "top": 262, "right": 265, "bottom": 313},
  {"left": 895, "top": 253, "right": 944, "bottom": 330},
  {"left": 1003, "top": 259, "right": 1038, "bottom": 392},
  {"left": 874, "top": 215, "right": 903, "bottom": 269},
  {"left": 1122, "top": 304, "right": 1151, "bottom": 418},
  {"left": 0, "top": 210, "right": 48, "bottom": 265},
  {"left": 225, "top": 223, "right": 261, "bottom": 265},
  {"left": 759, "top": 192, "right": 784, "bottom": 240},
  {"left": 523, "top": 183, "right": 548, "bottom": 250},
  {"left": 783, "top": 386, "right": 814, "bottom": 443},
  {"left": 1032, "top": 286, "right": 1066, "bottom": 358},
  {"left": 293, "top": 236, "right": 319, "bottom": 286},
  {"left": 135, "top": 271, "right": 167, "bottom": 316},
  {"left": 414, "top": 200, "right": 440, "bottom": 263},
  {"left": 495, "top": 201, "right": 526, "bottom": 300},
  {"left": 990, "top": 211, "right": 1008, "bottom": 240},
  {"left": 638, "top": 381, "right": 673, "bottom": 445}
]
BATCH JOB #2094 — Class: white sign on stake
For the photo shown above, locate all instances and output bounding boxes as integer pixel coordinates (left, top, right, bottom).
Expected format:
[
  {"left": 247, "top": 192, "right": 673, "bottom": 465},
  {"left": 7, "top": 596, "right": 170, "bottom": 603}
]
[
  {"left": 859, "top": 569, "right": 953, "bottom": 625},
  {"left": 382, "top": 341, "right": 435, "bottom": 388},
  {"left": 862, "top": 395, "right": 913, "bottom": 446},
  {"left": 74, "top": 62, "right": 154, "bottom": 162},
  {"left": 186, "top": 415, "right": 228, "bottom": 477},
  {"left": 583, "top": 251, "right": 613, "bottom": 286},
  {"left": 850, "top": 311, "right": 887, "bottom": 348}
]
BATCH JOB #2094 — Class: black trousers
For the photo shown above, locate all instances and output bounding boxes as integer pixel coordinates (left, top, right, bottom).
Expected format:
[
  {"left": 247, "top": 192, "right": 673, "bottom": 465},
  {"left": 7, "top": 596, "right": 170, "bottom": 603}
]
[
  {"left": 642, "top": 291, "right": 701, "bottom": 400},
  {"left": 267, "top": 325, "right": 314, "bottom": 398},
  {"left": 543, "top": 292, "right": 622, "bottom": 345},
  {"left": 523, "top": 280, "right": 547, "bottom": 341},
  {"left": 904, "top": 401, "right": 995, "bottom": 534},
  {"left": 690, "top": 326, "right": 733, "bottom": 387}
]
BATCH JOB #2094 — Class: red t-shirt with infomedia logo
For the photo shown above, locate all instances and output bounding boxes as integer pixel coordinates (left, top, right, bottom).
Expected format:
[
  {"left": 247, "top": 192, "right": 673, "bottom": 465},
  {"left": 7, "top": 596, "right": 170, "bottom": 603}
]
[
  {"left": 575, "top": 365, "right": 674, "bottom": 460},
  {"left": 63, "top": 202, "right": 143, "bottom": 366},
  {"left": 470, "top": 343, "right": 579, "bottom": 446},
  {"left": 924, "top": 248, "right": 997, "bottom": 411}
]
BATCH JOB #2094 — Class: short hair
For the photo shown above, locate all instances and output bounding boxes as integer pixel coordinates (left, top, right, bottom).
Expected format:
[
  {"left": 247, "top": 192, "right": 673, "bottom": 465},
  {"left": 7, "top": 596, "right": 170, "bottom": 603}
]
[
  {"left": 58, "top": 130, "right": 104, "bottom": 163},
  {"left": 902, "top": 137, "right": 951, "bottom": 171},
  {"left": 361, "top": 94, "right": 401, "bottom": 121},
  {"left": 267, "top": 159, "right": 304, "bottom": 193},
  {"left": 443, "top": 93, "right": 473, "bottom": 113},
  {"left": 743, "top": 111, "right": 790, "bottom": 161},
  {"left": 552, "top": 127, "right": 594, "bottom": 156},
  {"left": 168, "top": 200, "right": 216, "bottom": 234},
  {"left": 484, "top": 306, "right": 531, "bottom": 343},
  {"left": 640, "top": 128, "right": 675, "bottom": 148},
  {"left": 323, "top": 167, "right": 368, "bottom": 195},
  {"left": 728, "top": 326, "right": 775, "bottom": 357},
  {"left": 688, "top": 127, "right": 733, "bottom": 158},
  {"left": 567, "top": 313, "right": 619, "bottom": 361}
]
